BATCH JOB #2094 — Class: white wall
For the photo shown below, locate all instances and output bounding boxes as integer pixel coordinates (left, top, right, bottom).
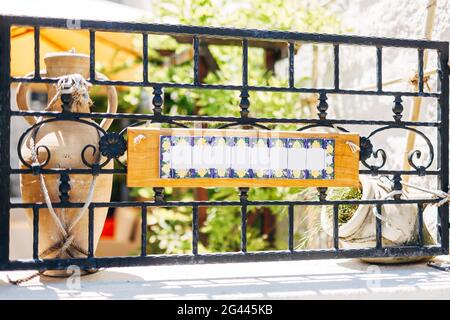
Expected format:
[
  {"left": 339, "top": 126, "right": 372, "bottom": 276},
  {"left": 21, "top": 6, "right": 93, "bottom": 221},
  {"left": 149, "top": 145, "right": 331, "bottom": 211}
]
[{"left": 330, "top": 0, "right": 449, "bottom": 188}]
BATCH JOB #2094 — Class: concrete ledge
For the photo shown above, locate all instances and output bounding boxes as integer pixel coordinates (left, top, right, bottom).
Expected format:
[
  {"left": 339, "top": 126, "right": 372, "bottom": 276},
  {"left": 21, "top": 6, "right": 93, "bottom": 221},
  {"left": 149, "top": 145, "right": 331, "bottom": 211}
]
[{"left": 1, "top": 256, "right": 450, "bottom": 300}]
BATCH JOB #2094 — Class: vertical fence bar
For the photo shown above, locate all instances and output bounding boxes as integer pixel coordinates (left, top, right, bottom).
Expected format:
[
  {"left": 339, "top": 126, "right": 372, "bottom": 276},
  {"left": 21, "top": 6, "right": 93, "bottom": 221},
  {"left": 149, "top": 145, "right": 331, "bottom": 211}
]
[
  {"left": 437, "top": 45, "right": 449, "bottom": 253},
  {"left": 142, "top": 33, "right": 148, "bottom": 84},
  {"left": 417, "top": 203, "right": 424, "bottom": 247},
  {"left": 376, "top": 46, "right": 382, "bottom": 92},
  {"left": 34, "top": 26, "right": 40, "bottom": 79},
  {"left": 88, "top": 206, "right": 94, "bottom": 258},
  {"left": 242, "top": 39, "right": 248, "bottom": 87},
  {"left": 192, "top": 205, "right": 199, "bottom": 255},
  {"left": 0, "top": 20, "right": 11, "bottom": 264},
  {"left": 418, "top": 49, "right": 424, "bottom": 93},
  {"left": 141, "top": 205, "right": 147, "bottom": 256},
  {"left": 375, "top": 204, "right": 383, "bottom": 249},
  {"left": 193, "top": 35, "right": 200, "bottom": 86},
  {"left": 288, "top": 42, "right": 295, "bottom": 88},
  {"left": 239, "top": 187, "right": 249, "bottom": 253},
  {"left": 333, "top": 204, "right": 339, "bottom": 250},
  {"left": 241, "top": 204, "right": 247, "bottom": 253},
  {"left": 32, "top": 207, "right": 39, "bottom": 260},
  {"left": 89, "top": 30, "right": 96, "bottom": 82},
  {"left": 288, "top": 205, "right": 294, "bottom": 251},
  {"left": 334, "top": 44, "right": 339, "bottom": 90}
]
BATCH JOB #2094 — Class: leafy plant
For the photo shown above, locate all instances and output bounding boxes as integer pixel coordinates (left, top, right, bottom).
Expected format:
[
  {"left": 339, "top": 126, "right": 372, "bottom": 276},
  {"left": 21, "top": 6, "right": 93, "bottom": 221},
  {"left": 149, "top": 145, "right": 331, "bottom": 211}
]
[
  {"left": 327, "top": 187, "right": 363, "bottom": 225},
  {"left": 101, "top": 0, "right": 347, "bottom": 254}
]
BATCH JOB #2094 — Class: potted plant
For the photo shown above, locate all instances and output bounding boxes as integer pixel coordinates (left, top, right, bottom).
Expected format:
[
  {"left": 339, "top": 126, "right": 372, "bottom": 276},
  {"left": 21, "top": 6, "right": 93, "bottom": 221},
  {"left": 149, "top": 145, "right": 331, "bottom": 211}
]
[{"left": 320, "top": 176, "right": 436, "bottom": 263}]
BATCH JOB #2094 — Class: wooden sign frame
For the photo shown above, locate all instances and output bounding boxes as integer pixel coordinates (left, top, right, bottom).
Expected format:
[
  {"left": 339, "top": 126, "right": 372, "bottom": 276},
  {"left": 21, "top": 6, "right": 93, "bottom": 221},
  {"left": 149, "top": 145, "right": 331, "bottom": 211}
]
[{"left": 127, "top": 127, "right": 360, "bottom": 188}]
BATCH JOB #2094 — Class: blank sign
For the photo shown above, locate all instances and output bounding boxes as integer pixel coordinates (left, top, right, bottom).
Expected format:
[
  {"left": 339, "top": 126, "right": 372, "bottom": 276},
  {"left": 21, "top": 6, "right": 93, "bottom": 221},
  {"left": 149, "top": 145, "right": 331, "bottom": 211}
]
[
  {"left": 127, "top": 127, "right": 360, "bottom": 188},
  {"left": 159, "top": 135, "right": 334, "bottom": 180}
]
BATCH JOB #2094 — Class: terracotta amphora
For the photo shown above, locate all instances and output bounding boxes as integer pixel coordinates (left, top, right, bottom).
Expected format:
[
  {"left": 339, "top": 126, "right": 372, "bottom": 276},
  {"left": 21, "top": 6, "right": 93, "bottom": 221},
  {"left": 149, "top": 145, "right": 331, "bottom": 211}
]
[{"left": 16, "top": 51, "right": 117, "bottom": 271}]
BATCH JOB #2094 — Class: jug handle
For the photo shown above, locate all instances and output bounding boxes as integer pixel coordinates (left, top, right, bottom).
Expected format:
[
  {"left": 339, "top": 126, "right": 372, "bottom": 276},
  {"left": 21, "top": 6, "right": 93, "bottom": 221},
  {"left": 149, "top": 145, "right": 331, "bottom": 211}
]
[
  {"left": 16, "top": 71, "right": 118, "bottom": 131},
  {"left": 95, "top": 72, "right": 118, "bottom": 132},
  {"left": 16, "top": 70, "right": 46, "bottom": 126}
]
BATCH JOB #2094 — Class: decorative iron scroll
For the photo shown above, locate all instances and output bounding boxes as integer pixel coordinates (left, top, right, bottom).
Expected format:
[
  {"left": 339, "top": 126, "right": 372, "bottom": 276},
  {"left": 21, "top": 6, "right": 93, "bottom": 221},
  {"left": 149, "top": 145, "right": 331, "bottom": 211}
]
[{"left": 127, "top": 127, "right": 359, "bottom": 188}]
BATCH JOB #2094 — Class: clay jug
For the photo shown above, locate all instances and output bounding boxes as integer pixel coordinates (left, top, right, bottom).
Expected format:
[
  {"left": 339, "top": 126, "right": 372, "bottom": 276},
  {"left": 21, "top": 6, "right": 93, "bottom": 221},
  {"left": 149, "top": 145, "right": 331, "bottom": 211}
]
[
  {"left": 16, "top": 52, "right": 118, "bottom": 267},
  {"left": 320, "top": 176, "right": 435, "bottom": 264}
]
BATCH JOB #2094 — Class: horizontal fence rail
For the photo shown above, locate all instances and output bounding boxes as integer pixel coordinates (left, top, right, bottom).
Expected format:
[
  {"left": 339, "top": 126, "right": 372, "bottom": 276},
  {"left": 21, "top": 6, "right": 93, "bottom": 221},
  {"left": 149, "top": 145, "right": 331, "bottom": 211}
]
[{"left": 0, "top": 15, "right": 449, "bottom": 272}]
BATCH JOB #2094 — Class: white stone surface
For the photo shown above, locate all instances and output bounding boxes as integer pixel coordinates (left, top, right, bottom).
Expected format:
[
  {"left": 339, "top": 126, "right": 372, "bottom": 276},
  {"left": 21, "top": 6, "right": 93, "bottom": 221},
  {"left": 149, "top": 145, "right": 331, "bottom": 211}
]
[
  {"left": 1, "top": 257, "right": 450, "bottom": 300},
  {"left": 330, "top": 0, "right": 449, "bottom": 188}
]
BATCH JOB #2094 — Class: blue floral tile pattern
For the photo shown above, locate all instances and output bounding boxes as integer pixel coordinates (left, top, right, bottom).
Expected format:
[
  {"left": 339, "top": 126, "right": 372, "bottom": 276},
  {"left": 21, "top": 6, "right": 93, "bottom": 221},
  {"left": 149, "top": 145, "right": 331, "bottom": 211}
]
[
  {"left": 160, "top": 136, "right": 172, "bottom": 178},
  {"left": 170, "top": 136, "right": 192, "bottom": 179},
  {"left": 159, "top": 135, "right": 335, "bottom": 180}
]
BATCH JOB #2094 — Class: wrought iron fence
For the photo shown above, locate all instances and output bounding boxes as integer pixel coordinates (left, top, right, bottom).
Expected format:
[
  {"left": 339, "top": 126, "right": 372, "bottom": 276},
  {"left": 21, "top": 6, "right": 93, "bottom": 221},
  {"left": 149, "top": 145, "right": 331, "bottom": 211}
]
[{"left": 0, "top": 15, "right": 449, "bottom": 272}]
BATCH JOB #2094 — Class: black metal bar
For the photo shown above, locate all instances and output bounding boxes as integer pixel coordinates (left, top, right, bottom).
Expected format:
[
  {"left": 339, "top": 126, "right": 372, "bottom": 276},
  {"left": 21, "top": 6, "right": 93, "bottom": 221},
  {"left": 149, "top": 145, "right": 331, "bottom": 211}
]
[
  {"left": 376, "top": 46, "right": 382, "bottom": 92},
  {"left": 9, "top": 109, "right": 442, "bottom": 127},
  {"left": 289, "top": 42, "right": 295, "bottom": 88},
  {"left": 32, "top": 207, "right": 39, "bottom": 260},
  {"left": 193, "top": 35, "right": 200, "bottom": 85},
  {"left": 239, "top": 187, "right": 249, "bottom": 253},
  {"left": 192, "top": 205, "right": 199, "bottom": 255},
  {"left": 359, "top": 169, "right": 440, "bottom": 176},
  {"left": 34, "top": 26, "right": 40, "bottom": 79},
  {"left": 10, "top": 197, "right": 442, "bottom": 210},
  {"left": 141, "top": 205, "right": 147, "bottom": 256},
  {"left": 89, "top": 30, "right": 95, "bottom": 82},
  {"left": 241, "top": 207, "right": 247, "bottom": 253},
  {"left": 3, "top": 15, "right": 446, "bottom": 50},
  {"left": 437, "top": 46, "right": 449, "bottom": 253},
  {"left": 288, "top": 205, "right": 294, "bottom": 251},
  {"left": 142, "top": 33, "right": 148, "bottom": 83},
  {"left": 0, "top": 20, "right": 11, "bottom": 264},
  {"left": 14, "top": 166, "right": 442, "bottom": 177},
  {"left": 58, "top": 173, "right": 71, "bottom": 204},
  {"left": 10, "top": 76, "right": 442, "bottom": 98},
  {"left": 417, "top": 203, "right": 424, "bottom": 247},
  {"left": 242, "top": 39, "right": 248, "bottom": 87},
  {"left": 11, "top": 168, "right": 125, "bottom": 175},
  {"left": 418, "top": 48, "right": 424, "bottom": 93},
  {"left": 88, "top": 206, "right": 94, "bottom": 258},
  {"left": 334, "top": 44, "right": 339, "bottom": 90},
  {"left": 375, "top": 204, "right": 382, "bottom": 249},
  {"left": 2, "top": 246, "right": 444, "bottom": 271},
  {"left": 392, "top": 174, "right": 402, "bottom": 200},
  {"left": 333, "top": 204, "right": 339, "bottom": 250}
]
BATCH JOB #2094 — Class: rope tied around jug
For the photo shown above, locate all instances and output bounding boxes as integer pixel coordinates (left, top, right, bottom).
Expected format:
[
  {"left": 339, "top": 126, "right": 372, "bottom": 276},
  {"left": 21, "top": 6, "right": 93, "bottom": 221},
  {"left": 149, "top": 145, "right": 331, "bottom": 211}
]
[
  {"left": 8, "top": 75, "right": 99, "bottom": 285},
  {"left": 47, "top": 74, "right": 93, "bottom": 113},
  {"left": 344, "top": 138, "right": 450, "bottom": 207},
  {"left": 329, "top": 123, "right": 449, "bottom": 225}
]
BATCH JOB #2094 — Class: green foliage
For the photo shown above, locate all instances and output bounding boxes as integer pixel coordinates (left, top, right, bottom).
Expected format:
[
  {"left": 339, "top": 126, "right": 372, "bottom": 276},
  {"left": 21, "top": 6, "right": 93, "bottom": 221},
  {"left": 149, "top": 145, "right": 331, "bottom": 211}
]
[
  {"left": 327, "top": 187, "right": 362, "bottom": 225},
  {"left": 147, "top": 207, "right": 199, "bottom": 254},
  {"left": 100, "top": 0, "right": 345, "bottom": 254},
  {"left": 154, "top": 0, "right": 344, "bottom": 33}
]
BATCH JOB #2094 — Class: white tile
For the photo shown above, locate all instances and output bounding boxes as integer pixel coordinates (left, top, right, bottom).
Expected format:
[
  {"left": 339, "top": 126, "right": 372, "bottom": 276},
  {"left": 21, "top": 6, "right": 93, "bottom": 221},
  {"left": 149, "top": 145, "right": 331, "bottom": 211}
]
[
  {"left": 231, "top": 139, "right": 251, "bottom": 170},
  {"left": 171, "top": 143, "right": 192, "bottom": 169},
  {"left": 269, "top": 146, "right": 288, "bottom": 170},
  {"left": 250, "top": 143, "right": 270, "bottom": 170},
  {"left": 287, "top": 148, "right": 307, "bottom": 170},
  {"left": 192, "top": 145, "right": 205, "bottom": 169},
  {"left": 211, "top": 144, "right": 231, "bottom": 169},
  {"left": 306, "top": 148, "right": 326, "bottom": 170}
]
